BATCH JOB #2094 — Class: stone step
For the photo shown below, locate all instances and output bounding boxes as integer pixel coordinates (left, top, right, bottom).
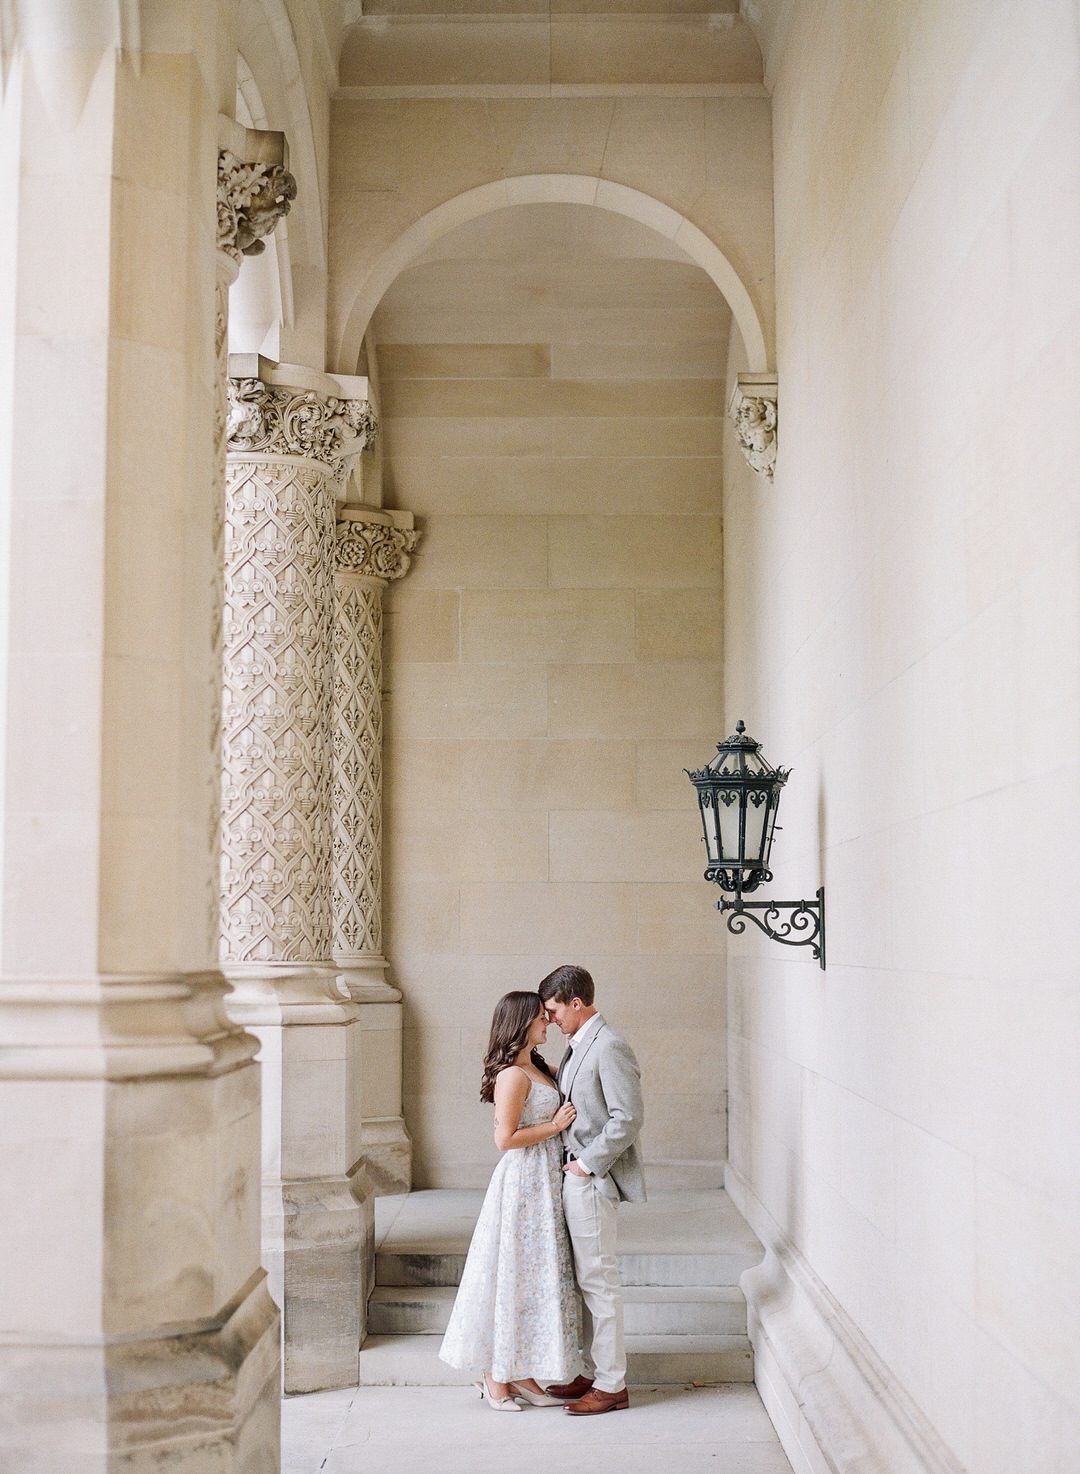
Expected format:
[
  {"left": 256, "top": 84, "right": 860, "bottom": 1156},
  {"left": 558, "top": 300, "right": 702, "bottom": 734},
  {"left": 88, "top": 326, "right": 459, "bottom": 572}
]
[
  {"left": 358, "top": 1332, "right": 755, "bottom": 1386},
  {"left": 369, "top": 1284, "right": 748, "bottom": 1337},
  {"left": 376, "top": 1247, "right": 761, "bottom": 1289}
]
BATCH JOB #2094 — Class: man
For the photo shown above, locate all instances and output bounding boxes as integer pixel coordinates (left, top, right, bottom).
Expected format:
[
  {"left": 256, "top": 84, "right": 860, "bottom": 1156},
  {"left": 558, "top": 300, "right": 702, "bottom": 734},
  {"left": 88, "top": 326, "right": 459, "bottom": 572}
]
[{"left": 538, "top": 964, "right": 645, "bottom": 1416}]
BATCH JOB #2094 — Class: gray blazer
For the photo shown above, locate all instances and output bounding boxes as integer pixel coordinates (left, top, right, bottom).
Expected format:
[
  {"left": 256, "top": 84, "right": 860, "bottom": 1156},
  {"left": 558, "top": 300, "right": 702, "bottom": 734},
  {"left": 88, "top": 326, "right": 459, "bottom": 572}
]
[{"left": 557, "top": 1015, "right": 646, "bottom": 1203}]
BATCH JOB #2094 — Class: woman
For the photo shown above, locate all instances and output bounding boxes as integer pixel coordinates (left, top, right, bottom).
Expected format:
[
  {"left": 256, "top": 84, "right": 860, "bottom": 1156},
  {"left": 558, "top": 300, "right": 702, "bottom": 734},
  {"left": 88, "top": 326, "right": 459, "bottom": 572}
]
[{"left": 439, "top": 991, "right": 583, "bottom": 1410}]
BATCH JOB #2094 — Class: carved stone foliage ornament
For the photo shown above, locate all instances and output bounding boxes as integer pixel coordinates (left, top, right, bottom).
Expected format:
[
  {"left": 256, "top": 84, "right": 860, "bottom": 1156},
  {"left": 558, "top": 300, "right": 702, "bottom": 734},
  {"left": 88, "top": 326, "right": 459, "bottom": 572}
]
[
  {"left": 217, "top": 150, "right": 297, "bottom": 263},
  {"left": 335, "top": 520, "right": 419, "bottom": 582},
  {"left": 728, "top": 374, "right": 779, "bottom": 481},
  {"left": 227, "top": 379, "right": 379, "bottom": 468}
]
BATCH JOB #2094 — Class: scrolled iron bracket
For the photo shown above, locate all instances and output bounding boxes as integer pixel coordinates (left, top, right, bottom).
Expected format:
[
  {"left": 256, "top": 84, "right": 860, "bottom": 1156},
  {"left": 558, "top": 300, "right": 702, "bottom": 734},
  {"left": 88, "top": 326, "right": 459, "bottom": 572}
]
[{"left": 717, "top": 886, "right": 826, "bottom": 970}]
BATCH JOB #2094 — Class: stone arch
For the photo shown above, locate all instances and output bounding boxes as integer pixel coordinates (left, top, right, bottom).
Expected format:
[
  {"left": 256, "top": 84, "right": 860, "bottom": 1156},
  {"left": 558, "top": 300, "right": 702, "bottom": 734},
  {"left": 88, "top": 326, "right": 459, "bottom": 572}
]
[{"left": 334, "top": 174, "right": 770, "bottom": 375}]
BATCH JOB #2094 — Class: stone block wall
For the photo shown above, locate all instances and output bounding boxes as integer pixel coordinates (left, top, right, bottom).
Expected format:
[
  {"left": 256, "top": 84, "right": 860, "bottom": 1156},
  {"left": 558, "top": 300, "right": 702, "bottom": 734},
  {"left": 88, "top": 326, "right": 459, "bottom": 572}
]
[
  {"left": 373, "top": 206, "right": 733, "bottom": 1189},
  {"left": 723, "top": 3, "right": 1080, "bottom": 1471}
]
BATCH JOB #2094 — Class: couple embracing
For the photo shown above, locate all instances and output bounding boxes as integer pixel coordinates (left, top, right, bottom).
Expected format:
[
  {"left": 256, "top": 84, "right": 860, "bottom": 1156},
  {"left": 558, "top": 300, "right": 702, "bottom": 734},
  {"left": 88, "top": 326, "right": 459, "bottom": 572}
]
[{"left": 440, "top": 964, "right": 645, "bottom": 1416}]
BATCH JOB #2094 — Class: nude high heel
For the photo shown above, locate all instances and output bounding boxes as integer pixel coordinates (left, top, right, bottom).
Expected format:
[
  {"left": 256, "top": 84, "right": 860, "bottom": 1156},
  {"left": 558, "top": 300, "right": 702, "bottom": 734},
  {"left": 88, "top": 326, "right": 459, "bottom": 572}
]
[
  {"left": 474, "top": 1374, "right": 522, "bottom": 1411},
  {"left": 508, "top": 1381, "right": 564, "bottom": 1407}
]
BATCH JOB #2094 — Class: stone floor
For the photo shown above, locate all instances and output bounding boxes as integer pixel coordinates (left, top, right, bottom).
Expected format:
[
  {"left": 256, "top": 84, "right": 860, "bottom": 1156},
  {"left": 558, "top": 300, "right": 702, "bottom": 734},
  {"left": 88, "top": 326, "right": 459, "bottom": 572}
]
[{"left": 282, "top": 1382, "right": 796, "bottom": 1474}]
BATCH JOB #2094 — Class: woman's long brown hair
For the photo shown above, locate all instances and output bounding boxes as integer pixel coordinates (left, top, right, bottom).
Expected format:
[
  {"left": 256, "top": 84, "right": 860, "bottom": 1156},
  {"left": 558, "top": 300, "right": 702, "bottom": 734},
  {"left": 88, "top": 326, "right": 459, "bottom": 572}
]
[{"left": 480, "top": 990, "right": 556, "bottom": 1103}]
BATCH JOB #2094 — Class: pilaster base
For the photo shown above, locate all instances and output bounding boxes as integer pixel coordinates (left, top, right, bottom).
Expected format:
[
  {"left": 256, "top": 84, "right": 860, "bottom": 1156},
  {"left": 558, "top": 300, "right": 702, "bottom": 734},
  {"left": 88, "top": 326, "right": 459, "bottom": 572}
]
[
  {"left": 362, "top": 1114, "right": 413, "bottom": 1195},
  {"left": 0, "top": 1274, "right": 279, "bottom": 1474},
  {"left": 339, "top": 961, "right": 412, "bottom": 1196},
  {"left": 726, "top": 1165, "right": 964, "bottom": 1474},
  {"left": 263, "top": 1172, "right": 374, "bottom": 1394}
]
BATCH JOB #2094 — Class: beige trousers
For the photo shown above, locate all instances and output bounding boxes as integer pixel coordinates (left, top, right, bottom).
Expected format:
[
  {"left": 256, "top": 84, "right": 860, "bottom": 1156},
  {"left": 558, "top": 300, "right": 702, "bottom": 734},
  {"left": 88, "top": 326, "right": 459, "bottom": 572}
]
[{"left": 562, "top": 1171, "right": 626, "bottom": 1394}]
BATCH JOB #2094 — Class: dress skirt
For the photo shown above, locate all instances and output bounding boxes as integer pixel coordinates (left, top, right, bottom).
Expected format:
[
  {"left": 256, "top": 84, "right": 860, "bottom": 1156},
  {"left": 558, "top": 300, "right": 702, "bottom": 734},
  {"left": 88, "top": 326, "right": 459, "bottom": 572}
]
[{"left": 439, "top": 1078, "right": 583, "bottom": 1383}]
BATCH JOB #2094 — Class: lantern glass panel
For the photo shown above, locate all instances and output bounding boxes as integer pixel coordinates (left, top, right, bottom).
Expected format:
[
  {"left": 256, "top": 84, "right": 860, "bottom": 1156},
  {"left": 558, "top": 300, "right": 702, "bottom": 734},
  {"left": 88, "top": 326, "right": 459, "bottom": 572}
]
[
  {"left": 701, "top": 796, "right": 719, "bottom": 860},
  {"left": 744, "top": 789, "right": 769, "bottom": 864},
  {"left": 716, "top": 788, "right": 742, "bottom": 861}
]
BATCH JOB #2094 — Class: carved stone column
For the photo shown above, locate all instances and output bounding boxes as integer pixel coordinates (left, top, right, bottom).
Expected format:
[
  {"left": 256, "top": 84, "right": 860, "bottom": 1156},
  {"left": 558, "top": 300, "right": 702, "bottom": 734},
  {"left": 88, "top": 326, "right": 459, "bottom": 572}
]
[
  {"left": 333, "top": 508, "right": 420, "bottom": 1193},
  {"left": 221, "top": 358, "right": 379, "bottom": 1393}
]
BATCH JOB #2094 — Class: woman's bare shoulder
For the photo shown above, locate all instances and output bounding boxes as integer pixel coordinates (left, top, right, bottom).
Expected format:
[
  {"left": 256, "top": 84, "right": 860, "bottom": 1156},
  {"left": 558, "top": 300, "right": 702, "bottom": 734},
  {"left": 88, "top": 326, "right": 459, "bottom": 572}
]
[{"left": 494, "top": 1064, "right": 531, "bottom": 1095}]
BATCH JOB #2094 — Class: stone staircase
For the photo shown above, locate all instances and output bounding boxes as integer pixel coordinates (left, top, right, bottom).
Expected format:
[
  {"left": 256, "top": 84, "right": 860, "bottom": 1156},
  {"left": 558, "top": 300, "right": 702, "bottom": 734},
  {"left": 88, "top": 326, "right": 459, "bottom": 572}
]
[{"left": 359, "top": 1189, "right": 762, "bottom": 1385}]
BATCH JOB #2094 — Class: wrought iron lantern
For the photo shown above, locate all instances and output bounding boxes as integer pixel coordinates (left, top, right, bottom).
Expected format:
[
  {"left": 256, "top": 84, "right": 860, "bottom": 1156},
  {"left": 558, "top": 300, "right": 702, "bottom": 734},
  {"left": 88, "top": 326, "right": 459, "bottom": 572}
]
[{"left": 686, "top": 720, "right": 826, "bottom": 968}]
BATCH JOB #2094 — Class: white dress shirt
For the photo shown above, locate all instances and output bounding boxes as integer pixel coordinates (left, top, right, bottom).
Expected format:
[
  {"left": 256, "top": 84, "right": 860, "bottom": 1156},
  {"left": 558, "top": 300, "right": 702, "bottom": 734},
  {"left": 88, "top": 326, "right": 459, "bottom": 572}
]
[{"left": 561, "top": 1011, "right": 603, "bottom": 1172}]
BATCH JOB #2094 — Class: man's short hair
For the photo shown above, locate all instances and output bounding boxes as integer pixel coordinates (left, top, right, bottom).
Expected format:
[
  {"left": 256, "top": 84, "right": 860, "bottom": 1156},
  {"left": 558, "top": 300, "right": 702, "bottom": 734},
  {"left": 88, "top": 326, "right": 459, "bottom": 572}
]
[{"left": 538, "top": 964, "right": 595, "bottom": 1007}]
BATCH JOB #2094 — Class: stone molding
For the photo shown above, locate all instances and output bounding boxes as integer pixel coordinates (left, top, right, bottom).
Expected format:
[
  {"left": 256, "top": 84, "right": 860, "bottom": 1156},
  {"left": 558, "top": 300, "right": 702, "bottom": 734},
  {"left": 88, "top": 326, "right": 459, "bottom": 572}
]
[
  {"left": 217, "top": 149, "right": 297, "bottom": 265},
  {"left": 729, "top": 372, "right": 778, "bottom": 480},
  {"left": 726, "top": 1164, "right": 967, "bottom": 1474},
  {"left": 0, "top": 972, "right": 258, "bottom": 1080},
  {"left": 222, "top": 963, "right": 358, "bottom": 1028}
]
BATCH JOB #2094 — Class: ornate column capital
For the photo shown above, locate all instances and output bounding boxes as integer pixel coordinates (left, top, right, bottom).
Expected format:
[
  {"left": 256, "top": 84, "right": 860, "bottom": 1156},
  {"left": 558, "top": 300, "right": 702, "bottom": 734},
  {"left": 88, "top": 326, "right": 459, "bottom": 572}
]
[
  {"left": 728, "top": 372, "right": 778, "bottom": 481},
  {"left": 226, "top": 357, "right": 379, "bottom": 474},
  {"left": 216, "top": 116, "right": 296, "bottom": 266},
  {"left": 335, "top": 508, "right": 419, "bottom": 583}
]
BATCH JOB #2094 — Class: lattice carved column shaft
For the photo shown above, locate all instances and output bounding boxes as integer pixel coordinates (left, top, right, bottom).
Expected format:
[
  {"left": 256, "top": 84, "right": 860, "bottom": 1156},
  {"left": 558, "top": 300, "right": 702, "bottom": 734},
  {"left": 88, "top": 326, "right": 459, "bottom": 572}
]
[
  {"left": 220, "top": 360, "right": 377, "bottom": 976},
  {"left": 332, "top": 508, "right": 419, "bottom": 1195},
  {"left": 333, "top": 510, "right": 420, "bottom": 974}
]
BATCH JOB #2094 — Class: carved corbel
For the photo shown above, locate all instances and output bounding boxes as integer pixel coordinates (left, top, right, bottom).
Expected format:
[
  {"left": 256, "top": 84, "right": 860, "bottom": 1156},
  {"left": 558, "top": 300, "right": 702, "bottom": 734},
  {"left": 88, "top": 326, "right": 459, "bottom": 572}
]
[
  {"left": 729, "top": 373, "right": 778, "bottom": 481},
  {"left": 216, "top": 118, "right": 296, "bottom": 266}
]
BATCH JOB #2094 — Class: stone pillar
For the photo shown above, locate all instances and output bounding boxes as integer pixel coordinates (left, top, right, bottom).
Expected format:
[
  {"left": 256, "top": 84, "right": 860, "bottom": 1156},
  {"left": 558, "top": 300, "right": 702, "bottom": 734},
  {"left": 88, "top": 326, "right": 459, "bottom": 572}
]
[
  {"left": 0, "top": 34, "right": 284, "bottom": 1474},
  {"left": 333, "top": 508, "right": 420, "bottom": 1194},
  {"left": 220, "top": 358, "right": 379, "bottom": 1393}
]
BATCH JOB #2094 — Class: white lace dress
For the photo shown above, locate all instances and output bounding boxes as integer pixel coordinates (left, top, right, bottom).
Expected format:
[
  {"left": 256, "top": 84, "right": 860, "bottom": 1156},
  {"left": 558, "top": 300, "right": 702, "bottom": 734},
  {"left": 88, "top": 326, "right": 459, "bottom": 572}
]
[{"left": 439, "top": 1075, "right": 583, "bottom": 1383}]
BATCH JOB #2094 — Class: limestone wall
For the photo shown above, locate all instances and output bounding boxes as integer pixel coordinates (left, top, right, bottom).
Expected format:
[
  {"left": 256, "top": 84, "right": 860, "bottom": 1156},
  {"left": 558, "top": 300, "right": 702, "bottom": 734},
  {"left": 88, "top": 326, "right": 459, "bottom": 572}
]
[
  {"left": 723, "top": 3, "right": 1080, "bottom": 1471},
  {"left": 374, "top": 205, "right": 731, "bottom": 1188}
]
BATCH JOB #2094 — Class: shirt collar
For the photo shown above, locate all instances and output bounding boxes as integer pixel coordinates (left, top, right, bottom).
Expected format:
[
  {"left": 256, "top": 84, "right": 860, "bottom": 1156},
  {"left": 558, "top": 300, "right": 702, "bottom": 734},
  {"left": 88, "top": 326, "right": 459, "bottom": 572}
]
[{"left": 568, "top": 1011, "right": 602, "bottom": 1052}]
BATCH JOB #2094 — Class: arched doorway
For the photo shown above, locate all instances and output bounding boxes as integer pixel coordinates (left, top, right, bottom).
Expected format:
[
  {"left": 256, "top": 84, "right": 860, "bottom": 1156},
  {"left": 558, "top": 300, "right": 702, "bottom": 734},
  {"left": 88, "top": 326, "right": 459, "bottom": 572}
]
[{"left": 371, "top": 200, "right": 736, "bottom": 1193}]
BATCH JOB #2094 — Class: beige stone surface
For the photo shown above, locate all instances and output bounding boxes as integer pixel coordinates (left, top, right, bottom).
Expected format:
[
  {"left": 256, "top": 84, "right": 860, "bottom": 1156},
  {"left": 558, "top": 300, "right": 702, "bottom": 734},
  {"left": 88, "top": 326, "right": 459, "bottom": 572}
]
[
  {"left": 386, "top": 451, "right": 722, "bottom": 516},
  {"left": 722, "top": 5, "right": 1080, "bottom": 1474},
  {"left": 549, "top": 810, "right": 702, "bottom": 883},
  {"left": 399, "top": 513, "right": 548, "bottom": 588},
  {"left": 549, "top": 515, "right": 722, "bottom": 589},
  {"left": 460, "top": 588, "right": 636, "bottom": 663},
  {"left": 386, "top": 661, "right": 550, "bottom": 739},
  {"left": 374, "top": 205, "right": 729, "bottom": 1191},
  {"left": 548, "top": 662, "right": 723, "bottom": 739},
  {"left": 636, "top": 588, "right": 724, "bottom": 662},
  {"left": 384, "top": 588, "right": 460, "bottom": 663},
  {"left": 457, "top": 738, "right": 637, "bottom": 812}
]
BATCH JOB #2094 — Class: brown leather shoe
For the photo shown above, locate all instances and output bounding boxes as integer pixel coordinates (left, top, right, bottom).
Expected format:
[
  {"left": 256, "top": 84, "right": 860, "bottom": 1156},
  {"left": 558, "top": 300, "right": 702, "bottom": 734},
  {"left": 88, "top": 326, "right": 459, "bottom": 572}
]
[
  {"left": 543, "top": 1375, "right": 594, "bottom": 1400},
  {"left": 565, "top": 1387, "right": 630, "bottom": 1415}
]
